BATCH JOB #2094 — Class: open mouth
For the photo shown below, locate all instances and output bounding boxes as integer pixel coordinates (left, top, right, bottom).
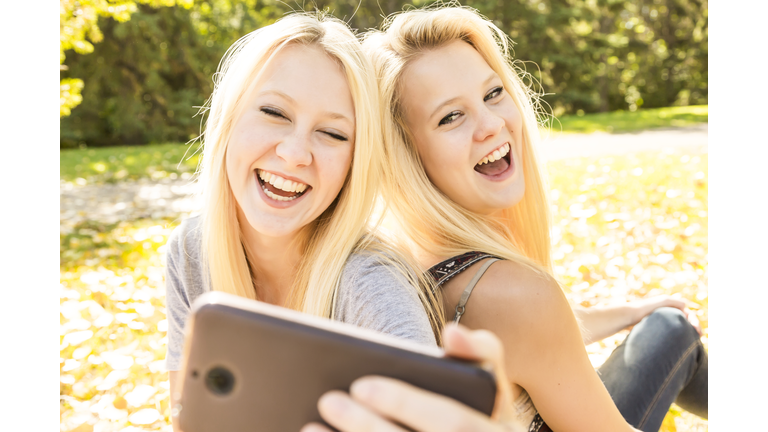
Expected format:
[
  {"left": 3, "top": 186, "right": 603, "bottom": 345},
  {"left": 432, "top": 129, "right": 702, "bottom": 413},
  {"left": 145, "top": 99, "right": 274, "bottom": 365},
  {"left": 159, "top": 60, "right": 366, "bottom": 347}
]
[
  {"left": 474, "top": 143, "right": 511, "bottom": 176},
  {"left": 256, "top": 169, "right": 311, "bottom": 202}
]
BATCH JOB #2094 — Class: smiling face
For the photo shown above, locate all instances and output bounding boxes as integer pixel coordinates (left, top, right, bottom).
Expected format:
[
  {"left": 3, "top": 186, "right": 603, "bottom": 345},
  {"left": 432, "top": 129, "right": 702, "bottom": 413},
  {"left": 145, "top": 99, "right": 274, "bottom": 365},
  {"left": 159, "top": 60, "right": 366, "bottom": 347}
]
[
  {"left": 399, "top": 40, "right": 525, "bottom": 215},
  {"left": 226, "top": 43, "right": 355, "bottom": 239}
]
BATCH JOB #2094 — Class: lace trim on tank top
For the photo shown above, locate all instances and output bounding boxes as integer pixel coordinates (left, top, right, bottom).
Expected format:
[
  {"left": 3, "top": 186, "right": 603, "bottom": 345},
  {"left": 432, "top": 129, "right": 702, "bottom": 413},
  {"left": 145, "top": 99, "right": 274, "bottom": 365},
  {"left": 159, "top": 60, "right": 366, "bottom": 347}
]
[{"left": 426, "top": 252, "right": 552, "bottom": 432}]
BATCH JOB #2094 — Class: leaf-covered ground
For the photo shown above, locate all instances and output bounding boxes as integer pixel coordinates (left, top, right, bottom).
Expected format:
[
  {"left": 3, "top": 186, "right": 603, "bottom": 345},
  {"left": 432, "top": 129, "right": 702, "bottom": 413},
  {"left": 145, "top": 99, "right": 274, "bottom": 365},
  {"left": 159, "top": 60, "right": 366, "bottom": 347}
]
[
  {"left": 549, "top": 151, "right": 708, "bottom": 431},
  {"left": 60, "top": 151, "right": 707, "bottom": 432}
]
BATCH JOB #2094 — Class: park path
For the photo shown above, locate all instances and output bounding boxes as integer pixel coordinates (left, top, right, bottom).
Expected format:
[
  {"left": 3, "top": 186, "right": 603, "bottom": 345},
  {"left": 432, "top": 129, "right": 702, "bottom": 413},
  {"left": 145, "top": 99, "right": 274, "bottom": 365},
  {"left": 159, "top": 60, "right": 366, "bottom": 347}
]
[
  {"left": 60, "top": 125, "right": 707, "bottom": 227},
  {"left": 537, "top": 123, "right": 707, "bottom": 161}
]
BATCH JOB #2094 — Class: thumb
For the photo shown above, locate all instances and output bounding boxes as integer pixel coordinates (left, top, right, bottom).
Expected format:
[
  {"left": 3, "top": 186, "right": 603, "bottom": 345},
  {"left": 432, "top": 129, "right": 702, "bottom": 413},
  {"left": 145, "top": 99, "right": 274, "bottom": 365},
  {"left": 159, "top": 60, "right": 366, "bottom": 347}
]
[{"left": 442, "top": 324, "right": 517, "bottom": 424}]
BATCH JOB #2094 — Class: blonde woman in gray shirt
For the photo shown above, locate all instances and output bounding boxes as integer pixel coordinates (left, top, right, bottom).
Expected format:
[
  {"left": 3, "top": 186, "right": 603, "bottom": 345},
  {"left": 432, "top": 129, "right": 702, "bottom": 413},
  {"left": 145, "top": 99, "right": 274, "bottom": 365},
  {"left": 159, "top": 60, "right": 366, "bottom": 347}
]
[{"left": 163, "top": 13, "right": 445, "bottom": 431}]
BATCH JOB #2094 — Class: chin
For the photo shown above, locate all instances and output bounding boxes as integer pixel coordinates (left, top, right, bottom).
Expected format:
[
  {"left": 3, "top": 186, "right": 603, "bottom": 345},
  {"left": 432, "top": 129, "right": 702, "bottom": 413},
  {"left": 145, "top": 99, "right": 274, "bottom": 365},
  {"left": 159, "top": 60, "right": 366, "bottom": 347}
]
[
  {"left": 487, "top": 188, "right": 525, "bottom": 214},
  {"left": 240, "top": 206, "right": 303, "bottom": 238}
]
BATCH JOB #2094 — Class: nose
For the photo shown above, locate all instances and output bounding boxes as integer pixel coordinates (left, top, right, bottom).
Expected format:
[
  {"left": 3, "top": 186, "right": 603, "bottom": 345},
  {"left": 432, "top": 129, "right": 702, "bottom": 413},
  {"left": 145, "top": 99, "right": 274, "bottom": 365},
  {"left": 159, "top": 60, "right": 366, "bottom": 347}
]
[
  {"left": 275, "top": 130, "right": 313, "bottom": 167},
  {"left": 472, "top": 107, "right": 505, "bottom": 143}
]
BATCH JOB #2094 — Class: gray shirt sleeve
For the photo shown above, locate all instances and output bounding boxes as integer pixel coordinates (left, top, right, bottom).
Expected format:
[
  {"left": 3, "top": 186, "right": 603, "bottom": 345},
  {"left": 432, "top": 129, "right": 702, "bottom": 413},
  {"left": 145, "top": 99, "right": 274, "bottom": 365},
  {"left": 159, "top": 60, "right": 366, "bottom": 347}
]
[
  {"left": 334, "top": 251, "right": 438, "bottom": 347},
  {"left": 164, "top": 222, "right": 437, "bottom": 371},
  {"left": 164, "top": 216, "right": 209, "bottom": 371}
]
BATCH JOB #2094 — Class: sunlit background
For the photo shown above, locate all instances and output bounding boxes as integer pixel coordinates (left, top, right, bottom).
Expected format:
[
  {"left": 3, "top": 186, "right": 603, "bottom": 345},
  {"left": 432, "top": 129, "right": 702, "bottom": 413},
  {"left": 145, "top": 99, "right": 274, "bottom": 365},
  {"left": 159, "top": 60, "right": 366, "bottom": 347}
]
[{"left": 60, "top": 1, "right": 708, "bottom": 431}]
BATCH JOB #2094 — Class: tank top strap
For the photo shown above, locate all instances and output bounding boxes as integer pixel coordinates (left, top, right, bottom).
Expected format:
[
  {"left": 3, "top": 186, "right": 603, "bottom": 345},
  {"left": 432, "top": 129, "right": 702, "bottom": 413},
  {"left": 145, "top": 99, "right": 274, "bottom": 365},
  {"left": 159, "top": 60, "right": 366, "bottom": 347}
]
[
  {"left": 426, "top": 251, "right": 499, "bottom": 287},
  {"left": 452, "top": 258, "right": 500, "bottom": 323}
]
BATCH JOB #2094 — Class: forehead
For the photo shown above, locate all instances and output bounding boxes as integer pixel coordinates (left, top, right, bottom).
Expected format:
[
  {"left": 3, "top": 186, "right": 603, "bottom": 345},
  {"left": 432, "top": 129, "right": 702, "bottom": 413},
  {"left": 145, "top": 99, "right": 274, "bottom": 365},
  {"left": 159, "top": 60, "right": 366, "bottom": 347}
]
[
  {"left": 255, "top": 43, "right": 354, "bottom": 115},
  {"left": 400, "top": 40, "right": 495, "bottom": 110}
]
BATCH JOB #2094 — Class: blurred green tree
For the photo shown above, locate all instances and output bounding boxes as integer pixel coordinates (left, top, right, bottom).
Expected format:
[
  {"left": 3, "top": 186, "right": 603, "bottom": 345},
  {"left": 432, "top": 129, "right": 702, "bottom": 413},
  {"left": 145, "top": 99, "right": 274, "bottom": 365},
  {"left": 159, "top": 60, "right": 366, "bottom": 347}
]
[
  {"left": 60, "top": 0, "right": 194, "bottom": 118},
  {"left": 455, "top": 0, "right": 707, "bottom": 116},
  {"left": 60, "top": 0, "right": 707, "bottom": 147}
]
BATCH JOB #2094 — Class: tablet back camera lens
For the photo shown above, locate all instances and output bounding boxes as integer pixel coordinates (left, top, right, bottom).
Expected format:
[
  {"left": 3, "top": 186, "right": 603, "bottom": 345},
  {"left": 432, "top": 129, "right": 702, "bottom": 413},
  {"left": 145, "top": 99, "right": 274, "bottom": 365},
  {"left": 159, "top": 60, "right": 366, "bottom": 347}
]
[{"left": 205, "top": 366, "right": 235, "bottom": 396}]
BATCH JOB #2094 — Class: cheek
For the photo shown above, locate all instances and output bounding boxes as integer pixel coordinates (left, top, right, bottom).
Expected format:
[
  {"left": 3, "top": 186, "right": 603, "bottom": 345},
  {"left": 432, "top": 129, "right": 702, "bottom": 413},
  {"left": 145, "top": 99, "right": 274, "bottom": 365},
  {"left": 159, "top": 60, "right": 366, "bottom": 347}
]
[
  {"left": 415, "top": 141, "right": 445, "bottom": 183},
  {"left": 417, "top": 133, "right": 463, "bottom": 180},
  {"left": 318, "top": 145, "right": 354, "bottom": 193},
  {"left": 507, "top": 103, "right": 524, "bottom": 135},
  {"left": 225, "top": 138, "right": 253, "bottom": 185}
]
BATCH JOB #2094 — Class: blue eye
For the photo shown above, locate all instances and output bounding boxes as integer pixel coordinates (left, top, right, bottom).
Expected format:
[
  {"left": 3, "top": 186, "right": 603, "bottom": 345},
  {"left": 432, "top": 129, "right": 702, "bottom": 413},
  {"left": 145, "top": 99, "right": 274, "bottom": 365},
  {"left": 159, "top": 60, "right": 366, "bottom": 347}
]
[
  {"left": 439, "top": 111, "right": 461, "bottom": 126},
  {"left": 484, "top": 86, "right": 503, "bottom": 101}
]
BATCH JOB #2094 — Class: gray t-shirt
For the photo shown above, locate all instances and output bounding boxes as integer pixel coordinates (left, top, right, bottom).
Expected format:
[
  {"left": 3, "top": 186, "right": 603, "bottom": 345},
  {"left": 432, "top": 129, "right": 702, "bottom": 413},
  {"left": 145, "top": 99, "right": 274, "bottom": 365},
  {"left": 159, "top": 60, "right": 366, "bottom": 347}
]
[{"left": 164, "top": 215, "right": 437, "bottom": 371}]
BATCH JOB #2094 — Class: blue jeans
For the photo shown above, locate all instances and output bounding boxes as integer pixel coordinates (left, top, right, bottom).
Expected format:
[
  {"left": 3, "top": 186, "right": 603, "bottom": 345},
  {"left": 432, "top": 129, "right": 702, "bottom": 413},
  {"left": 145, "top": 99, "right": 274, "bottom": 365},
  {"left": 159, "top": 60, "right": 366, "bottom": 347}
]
[{"left": 597, "top": 307, "right": 708, "bottom": 432}]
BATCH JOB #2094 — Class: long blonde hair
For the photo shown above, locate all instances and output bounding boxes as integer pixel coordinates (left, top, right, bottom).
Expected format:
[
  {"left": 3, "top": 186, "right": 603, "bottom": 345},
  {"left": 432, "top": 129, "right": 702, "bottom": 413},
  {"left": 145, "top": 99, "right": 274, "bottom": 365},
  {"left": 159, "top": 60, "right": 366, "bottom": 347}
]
[
  {"left": 363, "top": 5, "right": 554, "bottom": 276},
  {"left": 197, "top": 13, "right": 444, "bottom": 339}
]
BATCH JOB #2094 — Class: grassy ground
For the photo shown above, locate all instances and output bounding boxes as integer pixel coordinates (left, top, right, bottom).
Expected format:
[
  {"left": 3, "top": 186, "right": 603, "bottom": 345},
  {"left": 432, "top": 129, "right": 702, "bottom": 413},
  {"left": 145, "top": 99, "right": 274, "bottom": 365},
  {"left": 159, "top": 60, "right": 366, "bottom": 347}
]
[
  {"left": 60, "top": 143, "right": 202, "bottom": 185},
  {"left": 60, "top": 106, "right": 708, "bottom": 185},
  {"left": 545, "top": 105, "right": 708, "bottom": 134}
]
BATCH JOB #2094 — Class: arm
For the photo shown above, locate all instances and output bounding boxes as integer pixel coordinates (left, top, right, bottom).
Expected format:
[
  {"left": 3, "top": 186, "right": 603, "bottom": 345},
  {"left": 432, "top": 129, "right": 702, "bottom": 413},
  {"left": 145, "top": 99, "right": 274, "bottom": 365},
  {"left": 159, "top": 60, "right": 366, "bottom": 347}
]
[
  {"left": 446, "top": 260, "right": 639, "bottom": 432},
  {"left": 169, "top": 371, "right": 184, "bottom": 432},
  {"left": 574, "top": 296, "right": 699, "bottom": 345},
  {"left": 302, "top": 325, "right": 526, "bottom": 432},
  {"left": 335, "top": 252, "right": 438, "bottom": 346},
  {"left": 164, "top": 221, "right": 200, "bottom": 432}
]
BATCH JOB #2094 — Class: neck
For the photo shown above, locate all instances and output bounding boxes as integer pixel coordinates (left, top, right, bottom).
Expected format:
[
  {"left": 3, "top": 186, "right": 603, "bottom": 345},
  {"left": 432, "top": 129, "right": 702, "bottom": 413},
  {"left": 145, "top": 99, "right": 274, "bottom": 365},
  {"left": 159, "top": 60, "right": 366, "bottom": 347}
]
[
  {"left": 237, "top": 211, "right": 307, "bottom": 308},
  {"left": 400, "top": 233, "right": 445, "bottom": 271}
]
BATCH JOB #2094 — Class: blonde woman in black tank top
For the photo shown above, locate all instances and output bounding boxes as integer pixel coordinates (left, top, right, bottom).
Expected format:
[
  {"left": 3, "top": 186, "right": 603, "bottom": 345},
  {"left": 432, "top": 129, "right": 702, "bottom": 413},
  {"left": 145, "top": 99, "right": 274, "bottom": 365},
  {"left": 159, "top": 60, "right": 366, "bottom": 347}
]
[{"left": 341, "top": 6, "right": 708, "bottom": 432}]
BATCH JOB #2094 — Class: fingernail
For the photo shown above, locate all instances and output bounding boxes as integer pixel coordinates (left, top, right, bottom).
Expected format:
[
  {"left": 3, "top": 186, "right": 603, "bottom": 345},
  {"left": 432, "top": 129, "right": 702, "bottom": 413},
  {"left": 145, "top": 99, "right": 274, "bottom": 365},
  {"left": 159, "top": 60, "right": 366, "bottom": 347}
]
[
  {"left": 319, "top": 392, "right": 350, "bottom": 417},
  {"left": 300, "top": 424, "right": 324, "bottom": 432},
  {"left": 350, "top": 377, "right": 378, "bottom": 402}
]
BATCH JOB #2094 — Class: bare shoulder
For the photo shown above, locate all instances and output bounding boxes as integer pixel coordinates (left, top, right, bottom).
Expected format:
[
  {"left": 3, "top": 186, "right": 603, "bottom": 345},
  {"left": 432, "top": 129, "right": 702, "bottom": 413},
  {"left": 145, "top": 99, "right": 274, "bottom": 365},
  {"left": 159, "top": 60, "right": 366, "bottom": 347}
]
[
  {"left": 445, "top": 259, "right": 583, "bottom": 378},
  {"left": 478, "top": 259, "right": 564, "bottom": 305},
  {"left": 443, "top": 258, "right": 571, "bottom": 328},
  {"left": 443, "top": 259, "right": 633, "bottom": 432}
]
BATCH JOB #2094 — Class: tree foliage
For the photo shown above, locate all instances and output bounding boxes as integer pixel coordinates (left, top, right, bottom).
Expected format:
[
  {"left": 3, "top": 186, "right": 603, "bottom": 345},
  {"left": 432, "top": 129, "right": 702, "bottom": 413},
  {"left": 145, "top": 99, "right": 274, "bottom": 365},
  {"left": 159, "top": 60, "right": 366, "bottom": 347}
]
[
  {"left": 60, "top": 0, "right": 194, "bottom": 117},
  {"left": 60, "top": 0, "right": 707, "bottom": 147}
]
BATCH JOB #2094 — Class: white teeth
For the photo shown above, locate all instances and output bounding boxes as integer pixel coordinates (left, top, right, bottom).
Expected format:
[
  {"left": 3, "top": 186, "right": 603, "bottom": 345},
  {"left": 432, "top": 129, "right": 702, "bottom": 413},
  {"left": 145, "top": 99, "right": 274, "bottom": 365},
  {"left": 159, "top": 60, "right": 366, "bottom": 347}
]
[
  {"left": 263, "top": 187, "right": 299, "bottom": 202},
  {"left": 256, "top": 169, "right": 309, "bottom": 200},
  {"left": 478, "top": 143, "right": 510, "bottom": 165}
]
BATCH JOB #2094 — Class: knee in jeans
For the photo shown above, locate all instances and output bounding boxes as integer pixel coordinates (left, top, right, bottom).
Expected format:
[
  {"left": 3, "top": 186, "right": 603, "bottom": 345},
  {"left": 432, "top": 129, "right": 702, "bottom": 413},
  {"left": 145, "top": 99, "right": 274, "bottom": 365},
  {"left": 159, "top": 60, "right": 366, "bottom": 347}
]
[{"left": 646, "top": 307, "right": 697, "bottom": 345}]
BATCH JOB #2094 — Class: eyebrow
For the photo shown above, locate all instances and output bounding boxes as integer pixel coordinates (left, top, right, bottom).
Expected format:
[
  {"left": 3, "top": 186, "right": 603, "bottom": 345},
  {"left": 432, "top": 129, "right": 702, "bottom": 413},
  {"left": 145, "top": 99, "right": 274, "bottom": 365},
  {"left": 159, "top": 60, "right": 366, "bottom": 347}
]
[
  {"left": 428, "top": 71, "right": 500, "bottom": 121},
  {"left": 258, "top": 89, "right": 296, "bottom": 104},
  {"left": 258, "top": 89, "right": 353, "bottom": 125}
]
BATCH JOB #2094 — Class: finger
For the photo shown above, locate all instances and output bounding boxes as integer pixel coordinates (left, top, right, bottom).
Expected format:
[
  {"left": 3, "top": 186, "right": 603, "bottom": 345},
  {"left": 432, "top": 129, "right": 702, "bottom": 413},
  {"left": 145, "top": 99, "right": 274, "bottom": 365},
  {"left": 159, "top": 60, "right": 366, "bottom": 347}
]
[
  {"left": 350, "top": 376, "right": 511, "bottom": 432},
  {"left": 441, "top": 324, "right": 481, "bottom": 361},
  {"left": 443, "top": 325, "right": 505, "bottom": 368},
  {"left": 442, "top": 325, "right": 516, "bottom": 423},
  {"left": 301, "top": 423, "right": 334, "bottom": 432},
  {"left": 686, "top": 312, "right": 702, "bottom": 336},
  {"left": 317, "top": 390, "right": 408, "bottom": 432},
  {"left": 662, "top": 296, "right": 687, "bottom": 311}
]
